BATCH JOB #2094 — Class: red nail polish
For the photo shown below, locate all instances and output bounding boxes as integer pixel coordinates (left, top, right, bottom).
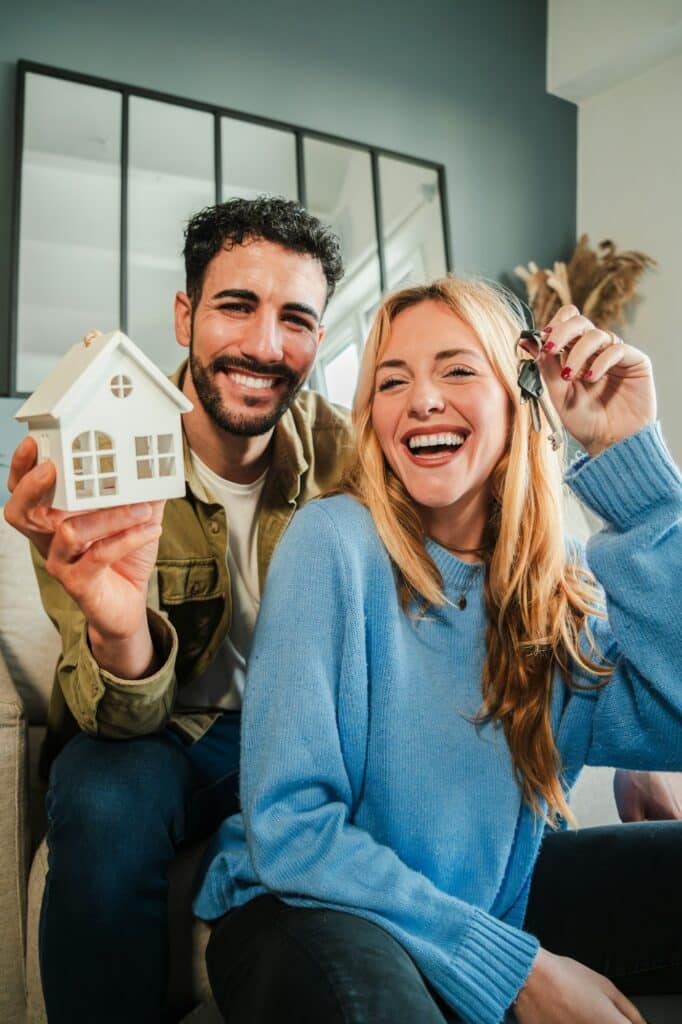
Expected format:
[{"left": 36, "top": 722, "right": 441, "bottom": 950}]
[
  {"left": 542, "top": 326, "right": 553, "bottom": 335},
  {"left": 561, "top": 366, "right": 572, "bottom": 380},
  {"left": 583, "top": 369, "right": 593, "bottom": 379},
  {"left": 544, "top": 341, "right": 556, "bottom": 352}
]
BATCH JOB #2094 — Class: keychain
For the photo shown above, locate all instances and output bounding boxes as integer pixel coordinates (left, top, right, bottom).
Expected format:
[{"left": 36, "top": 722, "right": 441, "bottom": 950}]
[{"left": 517, "top": 330, "right": 563, "bottom": 451}]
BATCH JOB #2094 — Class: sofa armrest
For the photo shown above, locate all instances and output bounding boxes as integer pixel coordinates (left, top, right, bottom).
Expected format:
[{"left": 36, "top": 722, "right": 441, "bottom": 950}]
[{"left": 0, "top": 647, "right": 30, "bottom": 1021}]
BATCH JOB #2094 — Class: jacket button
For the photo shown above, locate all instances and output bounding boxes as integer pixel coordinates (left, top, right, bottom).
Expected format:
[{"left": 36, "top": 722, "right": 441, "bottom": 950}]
[
  {"left": 209, "top": 520, "right": 220, "bottom": 534},
  {"left": 190, "top": 582, "right": 200, "bottom": 595}
]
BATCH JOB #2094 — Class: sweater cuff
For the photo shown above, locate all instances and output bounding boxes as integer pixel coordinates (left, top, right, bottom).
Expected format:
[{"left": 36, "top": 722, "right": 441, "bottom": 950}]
[
  {"left": 565, "top": 423, "right": 682, "bottom": 530},
  {"left": 440, "top": 909, "right": 539, "bottom": 1024}
]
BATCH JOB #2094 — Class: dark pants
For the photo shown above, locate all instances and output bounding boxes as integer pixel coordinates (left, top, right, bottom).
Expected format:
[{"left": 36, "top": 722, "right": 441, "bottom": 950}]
[
  {"left": 206, "top": 821, "right": 682, "bottom": 1024},
  {"left": 39, "top": 712, "right": 241, "bottom": 1024}
]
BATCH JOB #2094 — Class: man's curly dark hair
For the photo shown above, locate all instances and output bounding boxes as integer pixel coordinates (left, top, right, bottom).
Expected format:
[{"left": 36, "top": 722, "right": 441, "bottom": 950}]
[{"left": 183, "top": 195, "right": 344, "bottom": 312}]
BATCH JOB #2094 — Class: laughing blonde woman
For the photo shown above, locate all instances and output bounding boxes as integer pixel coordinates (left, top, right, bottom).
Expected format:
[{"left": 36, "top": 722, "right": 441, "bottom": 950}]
[{"left": 196, "top": 279, "right": 682, "bottom": 1024}]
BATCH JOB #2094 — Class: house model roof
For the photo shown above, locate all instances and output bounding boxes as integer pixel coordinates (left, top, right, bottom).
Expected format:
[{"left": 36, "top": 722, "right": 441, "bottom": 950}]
[{"left": 16, "top": 330, "right": 193, "bottom": 423}]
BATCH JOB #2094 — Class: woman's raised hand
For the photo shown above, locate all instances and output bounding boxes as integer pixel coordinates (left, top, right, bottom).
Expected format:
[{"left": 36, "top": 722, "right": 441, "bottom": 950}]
[
  {"left": 538, "top": 305, "right": 656, "bottom": 457},
  {"left": 515, "top": 949, "right": 646, "bottom": 1024}
]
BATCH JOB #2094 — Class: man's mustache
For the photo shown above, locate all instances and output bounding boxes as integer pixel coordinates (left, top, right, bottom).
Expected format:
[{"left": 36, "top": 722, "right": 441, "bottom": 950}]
[{"left": 210, "top": 355, "right": 298, "bottom": 386}]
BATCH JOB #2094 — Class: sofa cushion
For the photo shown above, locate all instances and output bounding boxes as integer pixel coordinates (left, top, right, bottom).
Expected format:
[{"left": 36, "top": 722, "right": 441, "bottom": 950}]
[{"left": 0, "top": 513, "right": 59, "bottom": 725}]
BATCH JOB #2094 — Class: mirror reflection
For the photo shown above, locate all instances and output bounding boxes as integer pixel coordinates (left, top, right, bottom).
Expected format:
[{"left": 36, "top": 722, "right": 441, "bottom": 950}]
[
  {"left": 304, "top": 138, "right": 382, "bottom": 407},
  {"left": 222, "top": 118, "right": 298, "bottom": 201},
  {"left": 379, "top": 157, "right": 447, "bottom": 290},
  {"left": 128, "top": 97, "right": 215, "bottom": 371},
  {"left": 16, "top": 74, "right": 121, "bottom": 392}
]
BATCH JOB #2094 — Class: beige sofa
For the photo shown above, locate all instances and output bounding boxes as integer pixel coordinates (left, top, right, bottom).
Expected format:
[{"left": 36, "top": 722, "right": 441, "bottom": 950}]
[
  {"left": 0, "top": 512, "right": 221, "bottom": 1023},
  {"left": 2, "top": 510, "right": 679, "bottom": 1024}
]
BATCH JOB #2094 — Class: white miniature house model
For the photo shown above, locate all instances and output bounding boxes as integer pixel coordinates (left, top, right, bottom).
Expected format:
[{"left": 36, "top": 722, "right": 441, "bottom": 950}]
[{"left": 15, "top": 330, "right": 193, "bottom": 511}]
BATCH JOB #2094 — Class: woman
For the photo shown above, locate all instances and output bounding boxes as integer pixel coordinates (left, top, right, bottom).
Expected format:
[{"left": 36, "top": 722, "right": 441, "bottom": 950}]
[{"left": 195, "top": 279, "right": 682, "bottom": 1024}]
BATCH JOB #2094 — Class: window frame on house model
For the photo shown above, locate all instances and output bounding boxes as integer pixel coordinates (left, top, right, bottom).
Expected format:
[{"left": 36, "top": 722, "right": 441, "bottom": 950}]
[
  {"left": 134, "top": 433, "right": 176, "bottom": 480},
  {"left": 72, "top": 430, "right": 118, "bottom": 499}
]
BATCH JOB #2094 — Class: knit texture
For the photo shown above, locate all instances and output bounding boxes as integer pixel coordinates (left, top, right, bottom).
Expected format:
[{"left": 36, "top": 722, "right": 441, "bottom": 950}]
[{"left": 195, "top": 423, "right": 682, "bottom": 1024}]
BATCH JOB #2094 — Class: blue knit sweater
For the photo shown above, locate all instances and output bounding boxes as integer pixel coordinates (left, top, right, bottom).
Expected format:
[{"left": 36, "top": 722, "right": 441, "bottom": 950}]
[{"left": 194, "top": 424, "right": 682, "bottom": 1024}]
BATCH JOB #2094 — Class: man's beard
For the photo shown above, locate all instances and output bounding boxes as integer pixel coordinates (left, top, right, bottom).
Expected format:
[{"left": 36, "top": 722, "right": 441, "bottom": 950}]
[{"left": 189, "top": 342, "right": 303, "bottom": 437}]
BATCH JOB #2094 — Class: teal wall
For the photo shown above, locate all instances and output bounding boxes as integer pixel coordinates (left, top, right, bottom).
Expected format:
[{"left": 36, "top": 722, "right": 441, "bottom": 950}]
[{"left": 0, "top": 0, "right": 576, "bottom": 498}]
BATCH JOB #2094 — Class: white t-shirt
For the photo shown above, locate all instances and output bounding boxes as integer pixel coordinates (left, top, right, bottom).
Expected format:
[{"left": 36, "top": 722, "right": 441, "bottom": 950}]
[{"left": 176, "top": 451, "right": 267, "bottom": 711}]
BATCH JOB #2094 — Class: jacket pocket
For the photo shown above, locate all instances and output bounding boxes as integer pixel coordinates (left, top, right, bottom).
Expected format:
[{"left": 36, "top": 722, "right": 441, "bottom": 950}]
[{"left": 156, "top": 558, "right": 223, "bottom": 605}]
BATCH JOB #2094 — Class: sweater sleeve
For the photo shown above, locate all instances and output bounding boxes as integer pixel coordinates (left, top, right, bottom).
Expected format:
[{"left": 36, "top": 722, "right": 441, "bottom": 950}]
[
  {"left": 563, "top": 423, "right": 682, "bottom": 769},
  {"left": 240, "top": 501, "right": 538, "bottom": 1024}
]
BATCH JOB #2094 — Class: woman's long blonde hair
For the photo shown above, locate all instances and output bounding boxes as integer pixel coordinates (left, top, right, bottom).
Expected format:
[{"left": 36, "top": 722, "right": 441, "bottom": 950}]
[{"left": 341, "top": 277, "right": 610, "bottom": 825}]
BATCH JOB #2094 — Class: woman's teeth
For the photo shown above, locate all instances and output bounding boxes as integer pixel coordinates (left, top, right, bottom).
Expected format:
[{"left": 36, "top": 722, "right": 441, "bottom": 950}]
[
  {"left": 231, "top": 372, "right": 276, "bottom": 390},
  {"left": 407, "top": 432, "right": 465, "bottom": 451}
]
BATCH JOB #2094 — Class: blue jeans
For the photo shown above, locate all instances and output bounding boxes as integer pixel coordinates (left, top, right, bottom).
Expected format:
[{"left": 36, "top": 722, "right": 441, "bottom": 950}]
[{"left": 39, "top": 713, "right": 240, "bottom": 1024}]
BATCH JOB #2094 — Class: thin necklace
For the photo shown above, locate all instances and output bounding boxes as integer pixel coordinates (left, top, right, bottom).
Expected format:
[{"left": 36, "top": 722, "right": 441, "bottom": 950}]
[
  {"left": 438, "top": 540, "right": 485, "bottom": 611},
  {"left": 454, "top": 565, "right": 482, "bottom": 610}
]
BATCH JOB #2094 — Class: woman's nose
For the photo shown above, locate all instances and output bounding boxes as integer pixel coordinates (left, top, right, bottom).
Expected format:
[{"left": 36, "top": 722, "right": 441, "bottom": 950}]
[{"left": 409, "top": 381, "right": 445, "bottom": 418}]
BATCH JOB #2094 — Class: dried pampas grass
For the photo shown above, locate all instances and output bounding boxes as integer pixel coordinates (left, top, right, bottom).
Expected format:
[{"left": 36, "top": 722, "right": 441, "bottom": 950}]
[{"left": 515, "top": 235, "right": 656, "bottom": 330}]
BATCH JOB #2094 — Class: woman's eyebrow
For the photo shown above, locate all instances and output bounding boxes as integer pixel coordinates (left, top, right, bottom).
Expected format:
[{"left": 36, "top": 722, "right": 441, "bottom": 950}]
[{"left": 376, "top": 348, "right": 480, "bottom": 372}]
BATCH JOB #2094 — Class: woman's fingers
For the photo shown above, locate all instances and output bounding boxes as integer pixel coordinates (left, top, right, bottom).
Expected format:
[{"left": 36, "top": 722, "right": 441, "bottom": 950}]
[
  {"left": 578, "top": 342, "right": 649, "bottom": 384},
  {"left": 547, "top": 327, "right": 614, "bottom": 381},
  {"left": 608, "top": 983, "right": 647, "bottom": 1024},
  {"left": 545, "top": 303, "right": 581, "bottom": 329}
]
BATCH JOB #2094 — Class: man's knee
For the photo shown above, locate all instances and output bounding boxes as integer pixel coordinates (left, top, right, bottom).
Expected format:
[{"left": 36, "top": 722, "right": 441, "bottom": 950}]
[{"left": 47, "top": 730, "right": 192, "bottom": 842}]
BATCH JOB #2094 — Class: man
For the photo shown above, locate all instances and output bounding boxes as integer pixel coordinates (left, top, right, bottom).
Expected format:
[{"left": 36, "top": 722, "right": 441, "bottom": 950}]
[{"left": 5, "top": 196, "right": 351, "bottom": 1023}]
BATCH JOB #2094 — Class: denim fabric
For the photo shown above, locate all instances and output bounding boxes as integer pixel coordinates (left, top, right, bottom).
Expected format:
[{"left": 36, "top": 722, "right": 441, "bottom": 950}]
[
  {"left": 207, "top": 895, "right": 519, "bottom": 1024},
  {"left": 206, "top": 823, "right": 682, "bottom": 1024},
  {"left": 40, "top": 712, "right": 240, "bottom": 1024},
  {"left": 207, "top": 895, "right": 463, "bottom": 1024},
  {"left": 525, "top": 822, "right": 682, "bottom": 995}
]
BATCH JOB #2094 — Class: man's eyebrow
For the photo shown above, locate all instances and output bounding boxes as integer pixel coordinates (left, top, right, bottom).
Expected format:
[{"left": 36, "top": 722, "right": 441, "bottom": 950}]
[
  {"left": 209, "top": 290, "right": 320, "bottom": 324},
  {"left": 282, "top": 302, "right": 321, "bottom": 324},
  {"left": 376, "top": 348, "right": 480, "bottom": 371},
  {"left": 211, "top": 289, "right": 259, "bottom": 302}
]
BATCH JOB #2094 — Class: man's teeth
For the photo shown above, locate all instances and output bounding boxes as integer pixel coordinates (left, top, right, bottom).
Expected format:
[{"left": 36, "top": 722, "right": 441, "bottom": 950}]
[
  {"left": 407, "top": 432, "right": 465, "bottom": 451},
  {"left": 231, "top": 372, "right": 275, "bottom": 390}
]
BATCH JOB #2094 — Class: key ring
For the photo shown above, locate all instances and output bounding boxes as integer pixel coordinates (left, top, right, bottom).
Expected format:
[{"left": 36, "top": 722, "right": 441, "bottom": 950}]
[{"left": 517, "top": 329, "right": 546, "bottom": 362}]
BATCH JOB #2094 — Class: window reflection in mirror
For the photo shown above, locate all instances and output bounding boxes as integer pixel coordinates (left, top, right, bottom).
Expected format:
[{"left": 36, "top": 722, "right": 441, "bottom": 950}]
[
  {"left": 128, "top": 98, "right": 214, "bottom": 372},
  {"left": 304, "top": 138, "right": 381, "bottom": 408},
  {"left": 379, "top": 157, "right": 447, "bottom": 290},
  {"left": 16, "top": 74, "right": 121, "bottom": 393},
  {"left": 222, "top": 118, "right": 298, "bottom": 201}
]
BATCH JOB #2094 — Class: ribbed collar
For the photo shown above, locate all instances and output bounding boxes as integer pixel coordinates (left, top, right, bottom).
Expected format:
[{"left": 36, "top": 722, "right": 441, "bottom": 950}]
[{"left": 425, "top": 537, "right": 485, "bottom": 598}]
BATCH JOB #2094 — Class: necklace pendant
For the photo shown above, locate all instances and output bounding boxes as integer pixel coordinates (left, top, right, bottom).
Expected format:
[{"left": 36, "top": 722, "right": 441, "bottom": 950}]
[{"left": 457, "top": 594, "right": 467, "bottom": 611}]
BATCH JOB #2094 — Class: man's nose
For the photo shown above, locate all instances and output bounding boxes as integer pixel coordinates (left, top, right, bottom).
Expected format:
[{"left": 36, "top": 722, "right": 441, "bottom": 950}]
[
  {"left": 241, "top": 313, "right": 285, "bottom": 364},
  {"left": 409, "top": 379, "right": 445, "bottom": 418}
]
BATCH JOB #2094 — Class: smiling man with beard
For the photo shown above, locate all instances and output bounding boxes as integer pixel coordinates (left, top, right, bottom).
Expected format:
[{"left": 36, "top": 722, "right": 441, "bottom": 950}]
[{"left": 4, "top": 196, "right": 351, "bottom": 1023}]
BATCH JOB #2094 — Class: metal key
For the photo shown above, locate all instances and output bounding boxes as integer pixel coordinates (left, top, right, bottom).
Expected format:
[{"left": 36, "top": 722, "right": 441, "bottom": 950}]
[{"left": 517, "top": 358, "right": 563, "bottom": 451}]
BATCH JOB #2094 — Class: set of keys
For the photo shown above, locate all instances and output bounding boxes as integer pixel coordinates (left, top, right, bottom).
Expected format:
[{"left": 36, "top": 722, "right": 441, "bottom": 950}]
[{"left": 517, "top": 330, "right": 563, "bottom": 451}]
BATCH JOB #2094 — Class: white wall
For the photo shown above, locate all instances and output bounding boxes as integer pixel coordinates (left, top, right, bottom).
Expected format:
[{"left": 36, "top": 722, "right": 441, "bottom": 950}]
[{"left": 548, "top": 1, "right": 682, "bottom": 464}]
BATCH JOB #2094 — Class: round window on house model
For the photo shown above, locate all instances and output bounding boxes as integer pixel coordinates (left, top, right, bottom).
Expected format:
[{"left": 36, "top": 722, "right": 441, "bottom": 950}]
[{"left": 110, "top": 374, "right": 133, "bottom": 398}]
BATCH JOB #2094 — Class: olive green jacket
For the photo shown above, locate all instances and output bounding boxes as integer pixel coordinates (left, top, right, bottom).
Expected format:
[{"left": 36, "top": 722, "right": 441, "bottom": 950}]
[{"left": 35, "top": 365, "right": 352, "bottom": 776}]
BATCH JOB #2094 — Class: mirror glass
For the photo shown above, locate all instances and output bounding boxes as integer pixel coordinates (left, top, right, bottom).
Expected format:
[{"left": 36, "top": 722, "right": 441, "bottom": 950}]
[
  {"left": 128, "top": 97, "right": 215, "bottom": 371},
  {"left": 379, "top": 157, "right": 447, "bottom": 290},
  {"left": 304, "top": 138, "right": 381, "bottom": 407},
  {"left": 16, "top": 73, "right": 121, "bottom": 392},
  {"left": 222, "top": 118, "right": 298, "bottom": 201}
]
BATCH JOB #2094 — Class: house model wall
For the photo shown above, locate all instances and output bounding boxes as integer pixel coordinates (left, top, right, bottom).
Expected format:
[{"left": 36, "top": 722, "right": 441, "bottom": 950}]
[{"left": 15, "top": 330, "right": 193, "bottom": 511}]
